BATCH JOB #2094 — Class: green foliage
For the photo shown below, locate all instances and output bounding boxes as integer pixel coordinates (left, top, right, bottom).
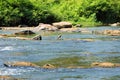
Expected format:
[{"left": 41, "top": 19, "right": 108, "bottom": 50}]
[
  {"left": 0, "top": 0, "right": 120, "bottom": 26},
  {"left": 0, "top": 0, "right": 60, "bottom": 26}
]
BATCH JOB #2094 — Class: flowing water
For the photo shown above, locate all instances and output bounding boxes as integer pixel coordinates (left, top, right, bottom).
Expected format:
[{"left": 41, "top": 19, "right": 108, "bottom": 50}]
[{"left": 0, "top": 27, "right": 120, "bottom": 80}]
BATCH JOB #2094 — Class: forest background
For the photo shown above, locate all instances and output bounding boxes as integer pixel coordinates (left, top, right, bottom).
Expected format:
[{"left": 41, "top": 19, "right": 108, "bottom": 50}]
[{"left": 0, "top": 0, "right": 120, "bottom": 27}]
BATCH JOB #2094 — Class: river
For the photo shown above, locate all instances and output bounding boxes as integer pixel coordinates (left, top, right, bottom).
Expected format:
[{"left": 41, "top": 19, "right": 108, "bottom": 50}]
[{"left": 0, "top": 26, "right": 120, "bottom": 80}]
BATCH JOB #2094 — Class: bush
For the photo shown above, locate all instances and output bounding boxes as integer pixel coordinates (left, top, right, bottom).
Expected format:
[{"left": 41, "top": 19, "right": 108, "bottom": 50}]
[{"left": 0, "top": 0, "right": 120, "bottom": 26}]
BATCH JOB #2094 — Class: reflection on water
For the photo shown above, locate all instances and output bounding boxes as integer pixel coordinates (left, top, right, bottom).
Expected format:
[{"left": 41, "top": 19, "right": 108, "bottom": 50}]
[{"left": 0, "top": 27, "right": 120, "bottom": 80}]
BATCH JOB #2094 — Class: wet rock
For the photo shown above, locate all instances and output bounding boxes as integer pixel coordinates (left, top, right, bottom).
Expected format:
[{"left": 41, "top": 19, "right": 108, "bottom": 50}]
[
  {"left": 14, "top": 30, "right": 35, "bottom": 35},
  {"left": 57, "top": 34, "right": 62, "bottom": 40},
  {"left": 52, "top": 21, "right": 72, "bottom": 29},
  {"left": 32, "top": 34, "right": 42, "bottom": 40},
  {"left": 93, "top": 30, "right": 120, "bottom": 36},
  {"left": 15, "top": 37, "right": 30, "bottom": 40},
  {"left": 0, "top": 76, "right": 17, "bottom": 80},
  {"left": 4, "top": 61, "right": 40, "bottom": 68},
  {"left": 34, "top": 23, "right": 58, "bottom": 32},
  {"left": 91, "top": 62, "right": 120, "bottom": 68},
  {"left": 103, "top": 30, "right": 120, "bottom": 36},
  {"left": 42, "top": 64, "right": 55, "bottom": 69}
]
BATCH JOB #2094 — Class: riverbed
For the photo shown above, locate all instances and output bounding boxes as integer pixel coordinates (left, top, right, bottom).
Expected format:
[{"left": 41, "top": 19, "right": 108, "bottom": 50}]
[{"left": 0, "top": 26, "right": 120, "bottom": 80}]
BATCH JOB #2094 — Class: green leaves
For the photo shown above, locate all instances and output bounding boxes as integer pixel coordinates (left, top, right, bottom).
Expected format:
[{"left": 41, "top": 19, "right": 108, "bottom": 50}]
[{"left": 0, "top": 0, "right": 120, "bottom": 26}]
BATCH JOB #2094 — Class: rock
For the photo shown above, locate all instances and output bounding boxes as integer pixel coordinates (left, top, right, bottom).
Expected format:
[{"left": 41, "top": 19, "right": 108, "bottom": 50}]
[
  {"left": 32, "top": 34, "right": 42, "bottom": 40},
  {"left": 115, "top": 64, "right": 120, "bottom": 67},
  {"left": 4, "top": 61, "right": 40, "bottom": 68},
  {"left": 0, "top": 27, "right": 2, "bottom": 30},
  {"left": 75, "top": 24, "right": 82, "bottom": 27},
  {"left": 91, "top": 62, "right": 120, "bottom": 68},
  {"left": 103, "top": 30, "right": 120, "bottom": 36},
  {"left": 57, "top": 34, "right": 62, "bottom": 40},
  {"left": 52, "top": 21, "right": 72, "bottom": 29},
  {"left": 0, "top": 76, "right": 17, "bottom": 80},
  {"left": 109, "top": 22, "right": 120, "bottom": 26},
  {"left": 34, "top": 23, "right": 58, "bottom": 32},
  {"left": 15, "top": 37, "right": 30, "bottom": 40},
  {"left": 42, "top": 64, "right": 55, "bottom": 69},
  {"left": 14, "top": 30, "right": 35, "bottom": 35},
  {"left": 18, "top": 24, "right": 28, "bottom": 28}
]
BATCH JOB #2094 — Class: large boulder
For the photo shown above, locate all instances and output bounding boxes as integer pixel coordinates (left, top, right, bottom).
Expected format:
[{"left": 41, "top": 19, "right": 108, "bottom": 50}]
[
  {"left": 52, "top": 21, "right": 72, "bottom": 29},
  {"left": 14, "top": 30, "right": 35, "bottom": 35},
  {"left": 34, "top": 23, "right": 58, "bottom": 32},
  {"left": 4, "top": 61, "right": 40, "bottom": 68}
]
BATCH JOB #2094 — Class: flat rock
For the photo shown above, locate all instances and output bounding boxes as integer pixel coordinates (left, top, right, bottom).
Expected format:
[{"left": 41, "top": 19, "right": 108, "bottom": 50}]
[
  {"left": 0, "top": 76, "right": 17, "bottom": 80},
  {"left": 91, "top": 62, "right": 120, "bottom": 68},
  {"left": 4, "top": 61, "right": 40, "bottom": 68},
  {"left": 52, "top": 21, "right": 72, "bottom": 29},
  {"left": 103, "top": 30, "right": 120, "bottom": 36},
  {"left": 14, "top": 30, "right": 35, "bottom": 35}
]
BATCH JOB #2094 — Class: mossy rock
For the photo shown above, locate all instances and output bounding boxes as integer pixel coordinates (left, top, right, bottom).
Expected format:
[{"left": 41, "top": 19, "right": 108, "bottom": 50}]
[
  {"left": 14, "top": 30, "right": 35, "bottom": 35},
  {"left": 34, "top": 56, "right": 91, "bottom": 68}
]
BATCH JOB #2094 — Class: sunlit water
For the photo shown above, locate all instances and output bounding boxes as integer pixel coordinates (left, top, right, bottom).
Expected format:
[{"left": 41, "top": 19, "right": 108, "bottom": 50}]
[{"left": 0, "top": 27, "right": 120, "bottom": 80}]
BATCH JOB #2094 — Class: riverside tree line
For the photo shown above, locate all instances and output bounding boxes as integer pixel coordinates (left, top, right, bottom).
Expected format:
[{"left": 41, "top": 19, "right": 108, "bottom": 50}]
[{"left": 0, "top": 0, "right": 120, "bottom": 27}]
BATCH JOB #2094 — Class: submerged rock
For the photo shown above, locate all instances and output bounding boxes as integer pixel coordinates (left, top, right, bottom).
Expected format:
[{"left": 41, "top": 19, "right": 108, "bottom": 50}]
[
  {"left": 4, "top": 61, "right": 40, "bottom": 68},
  {"left": 91, "top": 62, "right": 120, "bottom": 68},
  {"left": 14, "top": 30, "right": 35, "bottom": 35}
]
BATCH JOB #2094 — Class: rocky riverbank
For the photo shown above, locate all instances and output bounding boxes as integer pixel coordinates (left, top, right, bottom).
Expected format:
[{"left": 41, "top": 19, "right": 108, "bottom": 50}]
[{"left": 0, "top": 22, "right": 120, "bottom": 41}]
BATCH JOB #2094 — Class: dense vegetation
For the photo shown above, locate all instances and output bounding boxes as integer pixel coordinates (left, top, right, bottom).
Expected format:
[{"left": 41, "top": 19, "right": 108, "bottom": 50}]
[{"left": 0, "top": 0, "right": 120, "bottom": 27}]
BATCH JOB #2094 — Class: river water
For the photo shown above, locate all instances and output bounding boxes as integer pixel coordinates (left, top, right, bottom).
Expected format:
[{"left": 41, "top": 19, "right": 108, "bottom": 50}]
[{"left": 0, "top": 26, "right": 120, "bottom": 80}]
